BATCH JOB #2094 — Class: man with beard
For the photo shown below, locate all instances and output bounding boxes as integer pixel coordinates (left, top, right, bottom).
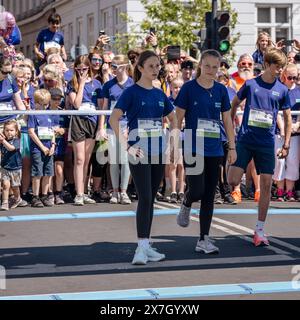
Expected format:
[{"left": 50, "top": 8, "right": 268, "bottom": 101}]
[{"left": 230, "top": 54, "right": 254, "bottom": 92}]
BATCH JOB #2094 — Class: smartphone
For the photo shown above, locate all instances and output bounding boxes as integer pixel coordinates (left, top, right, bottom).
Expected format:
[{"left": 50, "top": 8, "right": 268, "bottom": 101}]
[
  {"left": 149, "top": 27, "right": 156, "bottom": 35},
  {"left": 167, "top": 45, "right": 181, "bottom": 61},
  {"left": 99, "top": 30, "right": 106, "bottom": 36},
  {"left": 283, "top": 39, "right": 294, "bottom": 46}
]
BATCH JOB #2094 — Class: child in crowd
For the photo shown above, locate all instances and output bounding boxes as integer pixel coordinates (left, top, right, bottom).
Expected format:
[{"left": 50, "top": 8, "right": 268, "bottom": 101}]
[
  {"left": 28, "top": 89, "right": 57, "bottom": 208},
  {"left": 0, "top": 120, "right": 27, "bottom": 210}
]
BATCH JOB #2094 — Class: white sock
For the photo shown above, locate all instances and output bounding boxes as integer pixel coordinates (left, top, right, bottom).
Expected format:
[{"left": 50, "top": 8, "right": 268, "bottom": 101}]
[
  {"left": 138, "top": 239, "right": 150, "bottom": 249},
  {"left": 256, "top": 220, "right": 265, "bottom": 233}
]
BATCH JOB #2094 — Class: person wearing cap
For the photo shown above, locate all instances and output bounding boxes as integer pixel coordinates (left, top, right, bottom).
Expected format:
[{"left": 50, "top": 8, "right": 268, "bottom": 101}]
[
  {"left": 49, "top": 87, "right": 67, "bottom": 205},
  {"left": 181, "top": 60, "right": 194, "bottom": 83}
]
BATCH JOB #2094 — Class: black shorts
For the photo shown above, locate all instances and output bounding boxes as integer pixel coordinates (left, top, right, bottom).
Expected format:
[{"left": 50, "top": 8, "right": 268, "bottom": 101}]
[{"left": 70, "top": 116, "right": 97, "bottom": 142}]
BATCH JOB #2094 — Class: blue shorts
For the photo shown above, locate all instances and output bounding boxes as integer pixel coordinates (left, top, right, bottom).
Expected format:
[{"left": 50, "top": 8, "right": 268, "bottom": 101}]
[
  {"left": 31, "top": 152, "right": 54, "bottom": 177},
  {"left": 232, "top": 142, "right": 275, "bottom": 175}
]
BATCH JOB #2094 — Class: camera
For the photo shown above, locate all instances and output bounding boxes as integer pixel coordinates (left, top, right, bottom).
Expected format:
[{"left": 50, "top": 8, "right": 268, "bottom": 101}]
[
  {"left": 167, "top": 45, "right": 181, "bottom": 61},
  {"left": 149, "top": 27, "right": 156, "bottom": 35}
]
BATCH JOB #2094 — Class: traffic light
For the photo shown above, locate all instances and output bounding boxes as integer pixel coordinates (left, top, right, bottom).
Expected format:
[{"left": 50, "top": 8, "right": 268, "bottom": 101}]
[
  {"left": 194, "top": 12, "right": 213, "bottom": 51},
  {"left": 214, "top": 11, "right": 230, "bottom": 55}
]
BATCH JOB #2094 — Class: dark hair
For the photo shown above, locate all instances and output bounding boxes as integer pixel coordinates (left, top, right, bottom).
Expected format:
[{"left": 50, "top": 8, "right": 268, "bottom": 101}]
[
  {"left": 71, "top": 55, "right": 93, "bottom": 92},
  {"left": 134, "top": 50, "right": 160, "bottom": 82},
  {"left": 0, "top": 56, "right": 12, "bottom": 69},
  {"left": 48, "top": 13, "right": 62, "bottom": 24}
]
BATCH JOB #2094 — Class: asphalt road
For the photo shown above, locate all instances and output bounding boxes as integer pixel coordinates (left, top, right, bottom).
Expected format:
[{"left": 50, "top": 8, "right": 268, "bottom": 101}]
[{"left": 0, "top": 198, "right": 300, "bottom": 300}]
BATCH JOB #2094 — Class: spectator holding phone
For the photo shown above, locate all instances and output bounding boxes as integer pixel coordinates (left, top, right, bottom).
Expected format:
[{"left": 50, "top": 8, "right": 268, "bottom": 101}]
[{"left": 253, "top": 32, "right": 273, "bottom": 66}]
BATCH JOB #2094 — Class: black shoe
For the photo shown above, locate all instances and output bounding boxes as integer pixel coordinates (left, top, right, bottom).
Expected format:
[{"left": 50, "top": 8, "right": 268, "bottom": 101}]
[
  {"left": 41, "top": 195, "right": 54, "bottom": 207},
  {"left": 31, "top": 197, "right": 44, "bottom": 208},
  {"left": 22, "top": 193, "right": 33, "bottom": 204},
  {"left": 224, "top": 194, "right": 237, "bottom": 205},
  {"left": 92, "top": 192, "right": 103, "bottom": 203},
  {"left": 178, "top": 193, "right": 184, "bottom": 203},
  {"left": 169, "top": 193, "right": 178, "bottom": 203}
]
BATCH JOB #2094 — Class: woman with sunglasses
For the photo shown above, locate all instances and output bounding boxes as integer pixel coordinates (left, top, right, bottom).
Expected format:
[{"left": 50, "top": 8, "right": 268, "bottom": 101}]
[
  {"left": 273, "top": 64, "right": 300, "bottom": 202},
  {"left": 0, "top": 57, "right": 26, "bottom": 126},
  {"left": 88, "top": 51, "right": 103, "bottom": 82},
  {"left": 98, "top": 55, "right": 134, "bottom": 205},
  {"left": 67, "top": 55, "right": 102, "bottom": 206},
  {"left": 110, "top": 50, "right": 177, "bottom": 265}
]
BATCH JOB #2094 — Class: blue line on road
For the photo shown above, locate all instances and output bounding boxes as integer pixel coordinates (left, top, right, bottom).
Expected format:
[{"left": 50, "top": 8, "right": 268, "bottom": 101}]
[
  {"left": 0, "top": 281, "right": 298, "bottom": 300},
  {"left": 1, "top": 208, "right": 300, "bottom": 223}
]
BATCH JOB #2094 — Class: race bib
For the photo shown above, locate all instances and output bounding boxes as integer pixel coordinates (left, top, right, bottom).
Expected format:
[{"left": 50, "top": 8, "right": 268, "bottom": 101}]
[
  {"left": 248, "top": 108, "right": 273, "bottom": 129},
  {"left": 138, "top": 118, "right": 162, "bottom": 138},
  {"left": 79, "top": 103, "right": 96, "bottom": 111},
  {"left": 44, "top": 41, "right": 61, "bottom": 52},
  {"left": 0, "top": 102, "right": 13, "bottom": 111},
  {"left": 197, "top": 119, "right": 220, "bottom": 139},
  {"left": 38, "top": 127, "right": 54, "bottom": 140}
]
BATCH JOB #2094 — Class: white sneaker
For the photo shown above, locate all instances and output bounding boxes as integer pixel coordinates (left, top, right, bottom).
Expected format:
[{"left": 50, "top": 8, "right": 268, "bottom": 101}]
[
  {"left": 132, "top": 246, "right": 148, "bottom": 265},
  {"left": 74, "top": 195, "right": 84, "bottom": 206},
  {"left": 120, "top": 192, "right": 131, "bottom": 205},
  {"left": 195, "top": 236, "right": 219, "bottom": 254},
  {"left": 110, "top": 192, "right": 120, "bottom": 204},
  {"left": 145, "top": 246, "right": 165, "bottom": 262},
  {"left": 83, "top": 194, "right": 96, "bottom": 204},
  {"left": 177, "top": 204, "right": 191, "bottom": 227}
]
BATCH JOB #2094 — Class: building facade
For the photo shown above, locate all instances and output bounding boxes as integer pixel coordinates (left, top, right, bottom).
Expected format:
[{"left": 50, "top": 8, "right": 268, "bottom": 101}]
[{"left": 2, "top": 0, "right": 300, "bottom": 63}]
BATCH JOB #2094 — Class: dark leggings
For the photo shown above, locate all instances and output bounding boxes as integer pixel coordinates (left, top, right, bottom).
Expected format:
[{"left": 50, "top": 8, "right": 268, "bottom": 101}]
[
  {"left": 129, "top": 162, "right": 165, "bottom": 239},
  {"left": 184, "top": 156, "right": 222, "bottom": 240}
]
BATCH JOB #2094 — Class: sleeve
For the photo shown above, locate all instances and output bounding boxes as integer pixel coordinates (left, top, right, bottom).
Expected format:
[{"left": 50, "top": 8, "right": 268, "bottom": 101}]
[
  {"left": 12, "top": 78, "right": 19, "bottom": 94},
  {"left": 237, "top": 81, "right": 249, "bottom": 101},
  {"left": 96, "top": 87, "right": 103, "bottom": 99},
  {"left": 280, "top": 89, "right": 291, "bottom": 111},
  {"left": 27, "top": 115, "right": 36, "bottom": 129},
  {"left": 115, "top": 88, "right": 131, "bottom": 114},
  {"left": 66, "top": 82, "right": 75, "bottom": 95},
  {"left": 60, "top": 33, "right": 65, "bottom": 46},
  {"left": 13, "top": 139, "right": 21, "bottom": 150},
  {"left": 163, "top": 94, "right": 174, "bottom": 117},
  {"left": 174, "top": 83, "right": 189, "bottom": 110},
  {"left": 252, "top": 51, "right": 258, "bottom": 63},
  {"left": 36, "top": 30, "right": 44, "bottom": 44},
  {"left": 102, "top": 83, "right": 110, "bottom": 99},
  {"left": 221, "top": 85, "right": 231, "bottom": 113}
]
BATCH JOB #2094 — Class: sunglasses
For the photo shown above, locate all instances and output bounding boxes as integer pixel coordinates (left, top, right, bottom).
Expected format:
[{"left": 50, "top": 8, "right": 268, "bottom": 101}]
[
  {"left": 51, "top": 96, "right": 63, "bottom": 101},
  {"left": 1, "top": 70, "right": 11, "bottom": 75},
  {"left": 287, "top": 76, "right": 298, "bottom": 81},
  {"left": 91, "top": 58, "right": 103, "bottom": 63},
  {"left": 75, "top": 67, "right": 89, "bottom": 72},
  {"left": 111, "top": 63, "right": 128, "bottom": 70},
  {"left": 239, "top": 62, "right": 253, "bottom": 67}
]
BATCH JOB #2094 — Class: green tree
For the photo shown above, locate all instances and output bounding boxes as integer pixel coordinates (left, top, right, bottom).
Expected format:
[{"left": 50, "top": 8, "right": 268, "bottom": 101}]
[{"left": 140, "top": 0, "right": 240, "bottom": 61}]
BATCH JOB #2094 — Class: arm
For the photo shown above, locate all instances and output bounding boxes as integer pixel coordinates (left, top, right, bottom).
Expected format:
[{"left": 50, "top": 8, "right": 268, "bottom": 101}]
[
  {"left": 175, "top": 107, "right": 186, "bottom": 131},
  {"left": 278, "top": 109, "right": 292, "bottom": 159},
  {"left": 231, "top": 95, "right": 243, "bottom": 122},
  {"left": 0, "top": 138, "right": 16, "bottom": 152},
  {"left": 222, "top": 110, "right": 237, "bottom": 165},
  {"left": 97, "top": 98, "right": 108, "bottom": 140},
  {"left": 276, "top": 113, "right": 285, "bottom": 137},
  {"left": 34, "top": 42, "right": 45, "bottom": 60},
  {"left": 109, "top": 108, "right": 128, "bottom": 148},
  {"left": 61, "top": 45, "right": 67, "bottom": 61},
  {"left": 13, "top": 92, "right": 26, "bottom": 110}
]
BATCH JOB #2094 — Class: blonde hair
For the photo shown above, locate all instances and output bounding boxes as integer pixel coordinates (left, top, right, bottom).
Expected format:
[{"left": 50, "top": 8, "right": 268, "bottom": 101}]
[
  {"left": 47, "top": 53, "right": 63, "bottom": 65},
  {"left": 112, "top": 54, "right": 133, "bottom": 75},
  {"left": 34, "top": 89, "right": 51, "bottom": 105},
  {"left": 170, "top": 77, "right": 184, "bottom": 88},
  {"left": 264, "top": 48, "right": 287, "bottom": 68},
  {"left": 256, "top": 32, "right": 273, "bottom": 51}
]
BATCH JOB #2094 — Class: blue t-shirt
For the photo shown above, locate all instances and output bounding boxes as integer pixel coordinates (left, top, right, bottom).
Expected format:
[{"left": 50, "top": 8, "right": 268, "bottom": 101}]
[
  {"left": 64, "top": 69, "right": 74, "bottom": 83},
  {"left": 101, "top": 77, "right": 134, "bottom": 130},
  {"left": 115, "top": 84, "right": 174, "bottom": 156},
  {"left": 28, "top": 114, "right": 60, "bottom": 153},
  {"left": 36, "top": 28, "right": 64, "bottom": 55},
  {"left": 5, "top": 26, "right": 22, "bottom": 46},
  {"left": 67, "top": 79, "right": 102, "bottom": 123},
  {"left": 0, "top": 138, "right": 22, "bottom": 170},
  {"left": 0, "top": 76, "right": 19, "bottom": 123},
  {"left": 174, "top": 79, "right": 231, "bottom": 156},
  {"left": 220, "top": 86, "right": 236, "bottom": 142},
  {"left": 252, "top": 49, "right": 264, "bottom": 65},
  {"left": 237, "top": 76, "right": 291, "bottom": 147}
]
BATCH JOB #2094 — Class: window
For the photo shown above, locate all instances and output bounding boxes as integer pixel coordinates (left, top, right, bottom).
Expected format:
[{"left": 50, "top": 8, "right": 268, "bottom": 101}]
[
  {"left": 69, "top": 23, "right": 74, "bottom": 48},
  {"left": 101, "top": 10, "right": 109, "bottom": 32},
  {"left": 77, "top": 17, "right": 83, "bottom": 45},
  {"left": 256, "top": 6, "right": 291, "bottom": 44},
  {"left": 87, "top": 14, "right": 95, "bottom": 47},
  {"left": 114, "top": 6, "right": 121, "bottom": 26}
]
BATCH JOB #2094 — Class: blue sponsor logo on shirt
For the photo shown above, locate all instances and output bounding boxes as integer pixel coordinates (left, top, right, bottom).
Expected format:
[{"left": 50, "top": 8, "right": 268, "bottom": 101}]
[
  {"left": 215, "top": 102, "right": 221, "bottom": 108},
  {"left": 92, "top": 92, "right": 97, "bottom": 96},
  {"left": 7, "top": 89, "right": 13, "bottom": 94},
  {"left": 272, "top": 91, "right": 280, "bottom": 97},
  {"left": 159, "top": 101, "right": 164, "bottom": 107}
]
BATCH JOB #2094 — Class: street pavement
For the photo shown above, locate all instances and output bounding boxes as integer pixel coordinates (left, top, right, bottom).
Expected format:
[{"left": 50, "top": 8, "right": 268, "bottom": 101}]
[{"left": 0, "top": 198, "right": 300, "bottom": 300}]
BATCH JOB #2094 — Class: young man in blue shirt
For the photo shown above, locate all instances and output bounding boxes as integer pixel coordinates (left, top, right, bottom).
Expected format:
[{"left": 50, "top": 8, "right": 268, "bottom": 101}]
[{"left": 228, "top": 48, "right": 292, "bottom": 247}]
